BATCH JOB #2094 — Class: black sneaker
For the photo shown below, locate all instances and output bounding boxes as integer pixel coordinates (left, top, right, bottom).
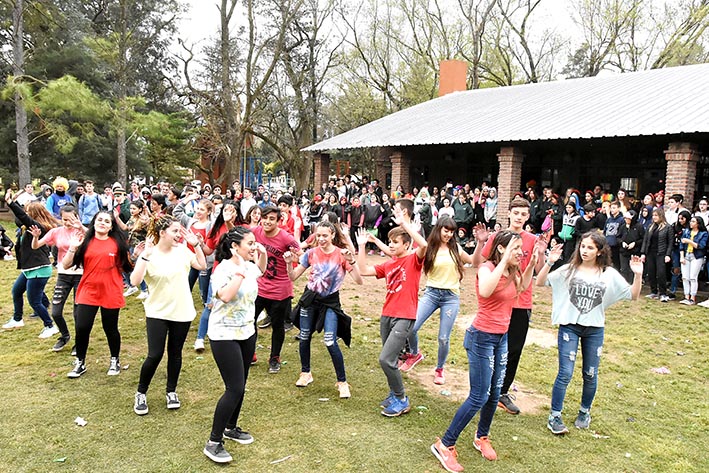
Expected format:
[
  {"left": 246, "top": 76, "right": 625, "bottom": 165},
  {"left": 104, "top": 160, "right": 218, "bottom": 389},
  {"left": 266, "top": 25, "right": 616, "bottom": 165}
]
[
  {"left": 268, "top": 357, "right": 281, "bottom": 374},
  {"left": 284, "top": 321, "right": 294, "bottom": 332},
  {"left": 203, "top": 441, "right": 232, "bottom": 463},
  {"left": 134, "top": 392, "right": 149, "bottom": 415},
  {"left": 574, "top": 410, "right": 591, "bottom": 429},
  {"left": 223, "top": 426, "right": 254, "bottom": 445},
  {"left": 498, "top": 393, "right": 521, "bottom": 415},
  {"left": 67, "top": 359, "right": 86, "bottom": 378},
  {"left": 257, "top": 315, "right": 272, "bottom": 329},
  {"left": 52, "top": 335, "right": 70, "bottom": 352},
  {"left": 166, "top": 392, "right": 181, "bottom": 409}
]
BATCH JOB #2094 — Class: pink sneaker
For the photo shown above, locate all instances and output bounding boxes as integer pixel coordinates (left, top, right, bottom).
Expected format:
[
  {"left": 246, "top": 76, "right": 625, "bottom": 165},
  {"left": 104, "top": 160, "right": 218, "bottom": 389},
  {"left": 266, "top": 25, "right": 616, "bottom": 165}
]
[
  {"left": 434, "top": 368, "right": 445, "bottom": 385},
  {"left": 431, "top": 437, "right": 464, "bottom": 472},
  {"left": 473, "top": 436, "right": 497, "bottom": 461},
  {"left": 400, "top": 353, "right": 424, "bottom": 372}
]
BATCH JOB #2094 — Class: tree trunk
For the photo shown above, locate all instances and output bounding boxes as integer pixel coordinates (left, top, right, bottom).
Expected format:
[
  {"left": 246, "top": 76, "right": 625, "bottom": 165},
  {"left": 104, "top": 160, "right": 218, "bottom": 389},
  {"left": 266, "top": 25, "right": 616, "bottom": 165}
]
[
  {"left": 13, "top": 0, "right": 30, "bottom": 185},
  {"left": 220, "top": 0, "right": 241, "bottom": 186},
  {"left": 116, "top": 0, "right": 128, "bottom": 187},
  {"left": 117, "top": 125, "right": 127, "bottom": 186}
]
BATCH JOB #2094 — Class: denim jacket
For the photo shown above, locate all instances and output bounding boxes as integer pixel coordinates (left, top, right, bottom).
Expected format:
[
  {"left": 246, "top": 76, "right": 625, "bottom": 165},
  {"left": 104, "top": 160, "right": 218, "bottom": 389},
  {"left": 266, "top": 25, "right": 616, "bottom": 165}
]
[{"left": 679, "top": 229, "right": 708, "bottom": 259}]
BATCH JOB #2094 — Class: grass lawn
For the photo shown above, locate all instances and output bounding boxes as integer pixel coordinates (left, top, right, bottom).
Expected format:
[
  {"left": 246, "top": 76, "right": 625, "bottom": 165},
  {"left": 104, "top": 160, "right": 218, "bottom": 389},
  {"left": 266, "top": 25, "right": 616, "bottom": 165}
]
[{"left": 0, "top": 219, "right": 707, "bottom": 472}]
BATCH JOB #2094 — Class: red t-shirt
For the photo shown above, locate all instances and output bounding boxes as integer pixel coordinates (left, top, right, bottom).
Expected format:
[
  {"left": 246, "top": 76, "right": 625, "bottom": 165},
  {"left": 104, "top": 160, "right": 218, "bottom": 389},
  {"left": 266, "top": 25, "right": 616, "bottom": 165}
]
[
  {"left": 278, "top": 214, "right": 296, "bottom": 236},
  {"left": 374, "top": 252, "right": 424, "bottom": 320},
  {"left": 205, "top": 225, "right": 229, "bottom": 271},
  {"left": 253, "top": 225, "right": 300, "bottom": 300},
  {"left": 75, "top": 237, "right": 125, "bottom": 308},
  {"left": 472, "top": 261, "right": 517, "bottom": 334},
  {"left": 481, "top": 230, "right": 536, "bottom": 309},
  {"left": 187, "top": 225, "right": 207, "bottom": 253}
]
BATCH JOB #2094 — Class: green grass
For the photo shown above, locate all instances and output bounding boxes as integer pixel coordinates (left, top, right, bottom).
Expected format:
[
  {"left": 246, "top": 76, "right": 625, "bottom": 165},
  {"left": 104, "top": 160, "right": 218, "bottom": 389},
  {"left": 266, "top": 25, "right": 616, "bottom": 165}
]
[{"left": 0, "top": 219, "right": 707, "bottom": 472}]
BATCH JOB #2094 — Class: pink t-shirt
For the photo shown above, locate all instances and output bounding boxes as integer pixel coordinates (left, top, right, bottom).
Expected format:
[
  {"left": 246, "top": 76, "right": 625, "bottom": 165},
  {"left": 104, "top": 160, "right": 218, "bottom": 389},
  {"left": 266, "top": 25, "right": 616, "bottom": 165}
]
[
  {"left": 301, "top": 246, "right": 352, "bottom": 296},
  {"left": 253, "top": 225, "right": 300, "bottom": 300},
  {"left": 481, "top": 230, "right": 536, "bottom": 309},
  {"left": 472, "top": 261, "right": 517, "bottom": 334},
  {"left": 42, "top": 227, "right": 82, "bottom": 274}
]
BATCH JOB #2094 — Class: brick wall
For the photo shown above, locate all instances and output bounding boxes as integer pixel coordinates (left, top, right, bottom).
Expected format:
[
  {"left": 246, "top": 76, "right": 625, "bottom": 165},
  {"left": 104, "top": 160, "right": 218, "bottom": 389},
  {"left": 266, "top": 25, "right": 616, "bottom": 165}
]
[
  {"left": 497, "top": 147, "right": 525, "bottom": 228},
  {"left": 313, "top": 153, "right": 331, "bottom": 193},
  {"left": 664, "top": 142, "right": 700, "bottom": 206},
  {"left": 390, "top": 151, "right": 411, "bottom": 194}
]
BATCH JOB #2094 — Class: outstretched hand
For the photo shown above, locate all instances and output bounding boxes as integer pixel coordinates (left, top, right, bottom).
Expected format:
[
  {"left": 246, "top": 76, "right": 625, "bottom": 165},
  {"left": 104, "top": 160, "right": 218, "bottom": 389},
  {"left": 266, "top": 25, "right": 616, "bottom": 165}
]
[
  {"left": 629, "top": 255, "right": 644, "bottom": 275},
  {"left": 546, "top": 243, "right": 563, "bottom": 265},
  {"left": 29, "top": 225, "right": 42, "bottom": 239},
  {"left": 355, "top": 228, "right": 369, "bottom": 246},
  {"left": 473, "top": 223, "right": 489, "bottom": 243}
]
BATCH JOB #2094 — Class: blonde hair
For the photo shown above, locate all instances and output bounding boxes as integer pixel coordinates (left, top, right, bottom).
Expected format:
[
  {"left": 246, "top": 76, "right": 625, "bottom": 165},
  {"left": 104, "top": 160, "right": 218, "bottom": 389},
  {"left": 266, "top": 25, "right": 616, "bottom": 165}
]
[{"left": 52, "top": 176, "right": 69, "bottom": 190}]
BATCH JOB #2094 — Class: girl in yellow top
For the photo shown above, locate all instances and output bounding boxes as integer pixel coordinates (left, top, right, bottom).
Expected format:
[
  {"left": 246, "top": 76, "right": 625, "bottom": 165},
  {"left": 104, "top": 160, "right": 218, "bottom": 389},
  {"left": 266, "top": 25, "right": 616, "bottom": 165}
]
[{"left": 401, "top": 216, "right": 473, "bottom": 384}]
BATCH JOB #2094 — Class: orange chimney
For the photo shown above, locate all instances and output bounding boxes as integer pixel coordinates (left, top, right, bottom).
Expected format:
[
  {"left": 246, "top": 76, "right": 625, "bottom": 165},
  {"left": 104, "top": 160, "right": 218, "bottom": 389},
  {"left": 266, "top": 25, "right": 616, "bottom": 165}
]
[{"left": 439, "top": 60, "right": 468, "bottom": 96}]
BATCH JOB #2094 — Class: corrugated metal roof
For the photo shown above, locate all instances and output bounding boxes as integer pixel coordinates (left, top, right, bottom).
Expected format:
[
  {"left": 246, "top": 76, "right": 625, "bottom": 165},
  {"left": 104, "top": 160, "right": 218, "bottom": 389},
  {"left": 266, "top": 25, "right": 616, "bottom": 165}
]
[{"left": 304, "top": 63, "right": 709, "bottom": 152}]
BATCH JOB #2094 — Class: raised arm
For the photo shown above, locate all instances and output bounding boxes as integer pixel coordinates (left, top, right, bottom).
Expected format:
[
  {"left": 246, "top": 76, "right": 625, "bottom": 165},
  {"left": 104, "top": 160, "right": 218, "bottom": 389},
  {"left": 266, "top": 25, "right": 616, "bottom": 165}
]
[
  {"left": 471, "top": 223, "right": 490, "bottom": 268},
  {"left": 355, "top": 228, "right": 378, "bottom": 276},
  {"left": 536, "top": 243, "right": 563, "bottom": 286},
  {"left": 628, "top": 256, "right": 644, "bottom": 300}
]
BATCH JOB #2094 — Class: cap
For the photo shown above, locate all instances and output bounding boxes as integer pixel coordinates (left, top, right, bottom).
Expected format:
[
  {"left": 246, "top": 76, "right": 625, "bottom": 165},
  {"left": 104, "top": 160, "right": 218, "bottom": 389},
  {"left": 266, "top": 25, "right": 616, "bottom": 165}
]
[
  {"left": 113, "top": 187, "right": 126, "bottom": 195},
  {"left": 582, "top": 203, "right": 597, "bottom": 213},
  {"left": 623, "top": 212, "right": 633, "bottom": 219}
]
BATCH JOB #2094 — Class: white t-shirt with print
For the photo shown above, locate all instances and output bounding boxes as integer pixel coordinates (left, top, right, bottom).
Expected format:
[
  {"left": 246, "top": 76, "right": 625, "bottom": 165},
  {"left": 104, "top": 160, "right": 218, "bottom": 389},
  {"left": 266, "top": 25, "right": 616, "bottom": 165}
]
[
  {"left": 545, "top": 264, "right": 631, "bottom": 327},
  {"left": 208, "top": 260, "right": 261, "bottom": 341}
]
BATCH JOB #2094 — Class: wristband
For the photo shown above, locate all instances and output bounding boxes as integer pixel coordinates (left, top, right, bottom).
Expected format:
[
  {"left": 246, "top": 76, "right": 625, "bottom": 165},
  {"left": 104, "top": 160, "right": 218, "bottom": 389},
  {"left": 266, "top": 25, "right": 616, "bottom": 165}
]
[
  {"left": 141, "top": 256, "right": 150, "bottom": 262},
  {"left": 545, "top": 260, "right": 554, "bottom": 267}
]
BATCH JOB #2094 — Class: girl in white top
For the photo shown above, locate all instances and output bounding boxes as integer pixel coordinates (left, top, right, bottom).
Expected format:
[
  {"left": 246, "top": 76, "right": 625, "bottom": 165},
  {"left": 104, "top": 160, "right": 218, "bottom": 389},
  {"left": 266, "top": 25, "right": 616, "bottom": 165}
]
[
  {"left": 130, "top": 216, "right": 206, "bottom": 415},
  {"left": 203, "top": 227, "right": 267, "bottom": 464}
]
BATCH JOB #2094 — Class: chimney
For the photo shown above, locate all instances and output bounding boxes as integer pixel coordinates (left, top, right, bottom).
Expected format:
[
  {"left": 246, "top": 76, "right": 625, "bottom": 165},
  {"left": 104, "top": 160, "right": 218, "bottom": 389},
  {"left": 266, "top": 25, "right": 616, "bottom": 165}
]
[{"left": 439, "top": 60, "right": 468, "bottom": 96}]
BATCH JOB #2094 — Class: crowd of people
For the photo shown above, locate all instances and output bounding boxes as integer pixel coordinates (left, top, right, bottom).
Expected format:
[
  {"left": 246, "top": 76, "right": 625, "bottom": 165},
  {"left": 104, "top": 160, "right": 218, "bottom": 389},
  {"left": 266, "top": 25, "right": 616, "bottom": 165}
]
[{"left": 1, "top": 173, "right": 701, "bottom": 468}]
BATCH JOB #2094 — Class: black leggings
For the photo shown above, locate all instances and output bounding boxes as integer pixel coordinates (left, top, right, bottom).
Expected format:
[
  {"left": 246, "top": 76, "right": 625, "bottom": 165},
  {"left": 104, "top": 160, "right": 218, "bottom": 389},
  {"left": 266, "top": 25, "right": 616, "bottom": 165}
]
[
  {"left": 646, "top": 253, "right": 668, "bottom": 295},
  {"left": 501, "top": 308, "right": 531, "bottom": 395},
  {"left": 254, "top": 296, "right": 291, "bottom": 359},
  {"left": 74, "top": 304, "right": 121, "bottom": 361},
  {"left": 210, "top": 334, "right": 257, "bottom": 442},
  {"left": 138, "top": 318, "right": 192, "bottom": 394},
  {"left": 51, "top": 273, "right": 82, "bottom": 338}
]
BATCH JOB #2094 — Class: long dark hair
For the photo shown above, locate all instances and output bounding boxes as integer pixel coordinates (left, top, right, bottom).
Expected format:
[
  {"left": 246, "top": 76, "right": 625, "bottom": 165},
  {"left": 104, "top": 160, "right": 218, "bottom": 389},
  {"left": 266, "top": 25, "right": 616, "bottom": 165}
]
[
  {"left": 73, "top": 211, "right": 133, "bottom": 273},
  {"left": 315, "top": 221, "right": 348, "bottom": 249},
  {"left": 484, "top": 230, "right": 523, "bottom": 293},
  {"left": 565, "top": 231, "right": 612, "bottom": 280},
  {"left": 215, "top": 226, "right": 253, "bottom": 262},
  {"left": 675, "top": 210, "right": 692, "bottom": 231},
  {"left": 209, "top": 199, "right": 242, "bottom": 239},
  {"left": 424, "top": 216, "right": 464, "bottom": 281}
]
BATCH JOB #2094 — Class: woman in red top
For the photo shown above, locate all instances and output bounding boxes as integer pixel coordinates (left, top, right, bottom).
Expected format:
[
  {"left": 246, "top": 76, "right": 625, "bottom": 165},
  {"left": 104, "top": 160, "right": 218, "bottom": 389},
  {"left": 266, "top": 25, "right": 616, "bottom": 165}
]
[
  {"left": 62, "top": 211, "right": 133, "bottom": 378},
  {"left": 431, "top": 231, "right": 538, "bottom": 471}
]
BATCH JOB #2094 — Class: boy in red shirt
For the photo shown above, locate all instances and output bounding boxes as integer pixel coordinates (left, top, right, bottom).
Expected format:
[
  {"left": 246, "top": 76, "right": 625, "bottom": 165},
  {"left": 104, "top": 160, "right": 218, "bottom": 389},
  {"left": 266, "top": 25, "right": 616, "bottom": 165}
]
[{"left": 356, "top": 207, "right": 428, "bottom": 417}]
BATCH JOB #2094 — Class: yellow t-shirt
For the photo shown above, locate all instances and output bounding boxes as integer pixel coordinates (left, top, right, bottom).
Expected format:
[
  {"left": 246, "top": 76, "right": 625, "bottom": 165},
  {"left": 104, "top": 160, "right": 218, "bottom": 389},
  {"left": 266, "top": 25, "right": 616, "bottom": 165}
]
[
  {"left": 687, "top": 230, "right": 697, "bottom": 254},
  {"left": 425, "top": 247, "right": 460, "bottom": 294},
  {"left": 143, "top": 245, "right": 197, "bottom": 322}
]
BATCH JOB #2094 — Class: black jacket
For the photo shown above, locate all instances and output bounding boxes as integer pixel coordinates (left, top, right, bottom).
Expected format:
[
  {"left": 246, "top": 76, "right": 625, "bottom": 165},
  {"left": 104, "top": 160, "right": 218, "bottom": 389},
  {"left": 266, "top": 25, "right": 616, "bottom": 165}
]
[
  {"left": 8, "top": 201, "right": 51, "bottom": 270},
  {"left": 293, "top": 288, "right": 352, "bottom": 347},
  {"left": 641, "top": 224, "right": 673, "bottom": 257},
  {"left": 620, "top": 222, "right": 645, "bottom": 256}
]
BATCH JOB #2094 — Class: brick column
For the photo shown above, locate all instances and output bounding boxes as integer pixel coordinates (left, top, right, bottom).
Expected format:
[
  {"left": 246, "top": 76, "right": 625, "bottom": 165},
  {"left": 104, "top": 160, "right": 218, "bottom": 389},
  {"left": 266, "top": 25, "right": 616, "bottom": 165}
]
[
  {"left": 390, "top": 151, "right": 411, "bottom": 195},
  {"left": 497, "top": 147, "right": 524, "bottom": 228},
  {"left": 375, "top": 153, "right": 392, "bottom": 193},
  {"left": 664, "top": 142, "right": 700, "bottom": 207},
  {"left": 313, "top": 153, "right": 330, "bottom": 193}
]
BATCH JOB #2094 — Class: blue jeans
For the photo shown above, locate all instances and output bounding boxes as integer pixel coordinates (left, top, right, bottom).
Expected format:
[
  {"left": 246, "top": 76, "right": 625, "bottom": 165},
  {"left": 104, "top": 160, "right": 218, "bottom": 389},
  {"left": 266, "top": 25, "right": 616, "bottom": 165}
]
[
  {"left": 551, "top": 324, "right": 604, "bottom": 415},
  {"left": 12, "top": 273, "right": 52, "bottom": 327},
  {"left": 670, "top": 248, "right": 681, "bottom": 293},
  {"left": 196, "top": 280, "right": 213, "bottom": 340},
  {"left": 299, "top": 306, "right": 346, "bottom": 382},
  {"left": 441, "top": 328, "right": 507, "bottom": 446},
  {"left": 188, "top": 266, "right": 210, "bottom": 304},
  {"left": 408, "top": 287, "right": 460, "bottom": 369}
]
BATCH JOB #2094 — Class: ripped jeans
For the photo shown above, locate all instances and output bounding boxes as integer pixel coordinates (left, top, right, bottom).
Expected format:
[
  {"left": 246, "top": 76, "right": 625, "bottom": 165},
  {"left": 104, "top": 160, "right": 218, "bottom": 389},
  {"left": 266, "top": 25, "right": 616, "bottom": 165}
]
[
  {"left": 551, "top": 324, "right": 604, "bottom": 415},
  {"left": 408, "top": 287, "right": 460, "bottom": 369},
  {"left": 299, "top": 306, "right": 346, "bottom": 382}
]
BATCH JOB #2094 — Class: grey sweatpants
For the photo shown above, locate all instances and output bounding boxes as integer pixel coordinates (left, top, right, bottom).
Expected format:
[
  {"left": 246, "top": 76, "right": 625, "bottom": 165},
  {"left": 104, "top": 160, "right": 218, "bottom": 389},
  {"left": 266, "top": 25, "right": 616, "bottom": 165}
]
[{"left": 379, "top": 316, "right": 415, "bottom": 398}]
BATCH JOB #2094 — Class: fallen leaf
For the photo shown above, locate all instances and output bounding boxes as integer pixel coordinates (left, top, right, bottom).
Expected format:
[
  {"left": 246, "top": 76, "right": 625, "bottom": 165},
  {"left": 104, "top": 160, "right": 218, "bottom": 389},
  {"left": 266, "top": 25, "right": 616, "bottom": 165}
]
[
  {"left": 74, "top": 417, "right": 87, "bottom": 427},
  {"left": 416, "top": 406, "right": 429, "bottom": 411},
  {"left": 53, "top": 457, "right": 67, "bottom": 463},
  {"left": 270, "top": 455, "right": 292, "bottom": 465},
  {"left": 676, "top": 351, "right": 685, "bottom": 356},
  {"left": 122, "top": 364, "right": 129, "bottom": 370}
]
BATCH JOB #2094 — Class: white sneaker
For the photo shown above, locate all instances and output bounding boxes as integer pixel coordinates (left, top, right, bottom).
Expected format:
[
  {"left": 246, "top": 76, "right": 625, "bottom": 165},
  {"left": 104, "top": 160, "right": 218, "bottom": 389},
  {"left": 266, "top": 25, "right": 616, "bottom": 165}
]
[
  {"left": 2, "top": 318, "right": 24, "bottom": 329},
  {"left": 38, "top": 325, "right": 60, "bottom": 339},
  {"left": 3, "top": 254, "right": 15, "bottom": 261},
  {"left": 194, "top": 338, "right": 205, "bottom": 352},
  {"left": 136, "top": 291, "right": 149, "bottom": 300},
  {"left": 123, "top": 286, "right": 139, "bottom": 297},
  {"left": 107, "top": 357, "right": 121, "bottom": 375}
]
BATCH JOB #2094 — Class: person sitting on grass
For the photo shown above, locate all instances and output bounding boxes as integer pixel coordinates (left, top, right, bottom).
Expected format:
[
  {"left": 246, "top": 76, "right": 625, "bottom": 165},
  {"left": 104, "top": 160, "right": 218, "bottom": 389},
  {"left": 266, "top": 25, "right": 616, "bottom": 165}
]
[
  {"left": 536, "top": 232, "right": 642, "bottom": 435},
  {"left": 354, "top": 206, "right": 427, "bottom": 417}
]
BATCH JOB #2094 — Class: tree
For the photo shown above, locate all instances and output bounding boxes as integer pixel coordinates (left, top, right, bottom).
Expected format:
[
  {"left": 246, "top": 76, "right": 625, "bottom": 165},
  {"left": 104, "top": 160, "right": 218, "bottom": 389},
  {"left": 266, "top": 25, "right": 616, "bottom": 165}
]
[{"left": 10, "top": 0, "right": 31, "bottom": 185}]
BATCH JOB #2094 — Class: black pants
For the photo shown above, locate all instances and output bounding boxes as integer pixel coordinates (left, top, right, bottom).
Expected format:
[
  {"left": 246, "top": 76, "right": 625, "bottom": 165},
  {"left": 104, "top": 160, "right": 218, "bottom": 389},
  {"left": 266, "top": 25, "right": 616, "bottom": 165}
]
[
  {"left": 74, "top": 304, "right": 121, "bottom": 361},
  {"left": 610, "top": 245, "right": 621, "bottom": 270},
  {"left": 51, "top": 273, "right": 82, "bottom": 338},
  {"left": 646, "top": 253, "right": 667, "bottom": 296},
  {"left": 255, "top": 296, "right": 291, "bottom": 360},
  {"left": 138, "top": 318, "right": 192, "bottom": 394},
  {"left": 500, "top": 308, "right": 531, "bottom": 395},
  {"left": 209, "top": 334, "right": 257, "bottom": 442}
]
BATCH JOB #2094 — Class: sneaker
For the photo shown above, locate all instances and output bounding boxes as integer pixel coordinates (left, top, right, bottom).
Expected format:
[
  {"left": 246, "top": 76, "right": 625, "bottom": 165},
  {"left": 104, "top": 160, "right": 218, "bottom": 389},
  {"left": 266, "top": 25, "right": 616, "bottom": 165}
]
[
  {"left": 679, "top": 298, "right": 692, "bottom": 305},
  {"left": 687, "top": 299, "right": 696, "bottom": 305},
  {"left": 166, "top": 392, "right": 181, "bottom": 409},
  {"left": 123, "top": 286, "right": 139, "bottom": 297},
  {"left": 295, "top": 372, "right": 313, "bottom": 387},
  {"left": 268, "top": 356, "right": 281, "bottom": 373},
  {"left": 497, "top": 393, "right": 521, "bottom": 415},
  {"left": 574, "top": 410, "right": 591, "bottom": 429},
  {"left": 697, "top": 299, "right": 709, "bottom": 308},
  {"left": 223, "top": 426, "right": 254, "bottom": 445},
  {"left": 134, "top": 392, "right": 149, "bottom": 415},
  {"left": 434, "top": 368, "right": 445, "bottom": 385},
  {"left": 4, "top": 254, "right": 15, "bottom": 261},
  {"left": 71, "top": 345, "right": 77, "bottom": 357},
  {"left": 659, "top": 295, "right": 670, "bottom": 303},
  {"left": 2, "top": 318, "right": 24, "bottom": 329},
  {"left": 381, "top": 396, "right": 410, "bottom": 417},
  {"left": 38, "top": 325, "right": 60, "bottom": 339},
  {"left": 203, "top": 440, "right": 232, "bottom": 463},
  {"left": 667, "top": 292, "right": 677, "bottom": 300},
  {"left": 380, "top": 392, "right": 395, "bottom": 409},
  {"left": 251, "top": 353, "right": 258, "bottom": 365},
  {"left": 430, "top": 437, "right": 464, "bottom": 473},
  {"left": 136, "top": 290, "right": 149, "bottom": 300},
  {"left": 67, "top": 359, "right": 87, "bottom": 378},
  {"left": 547, "top": 415, "right": 569, "bottom": 435},
  {"left": 473, "top": 436, "right": 497, "bottom": 461},
  {"left": 107, "top": 357, "right": 121, "bottom": 376},
  {"left": 52, "top": 335, "right": 70, "bottom": 352},
  {"left": 336, "top": 381, "right": 351, "bottom": 399},
  {"left": 194, "top": 338, "right": 205, "bottom": 353},
  {"left": 645, "top": 293, "right": 658, "bottom": 299},
  {"left": 284, "top": 321, "right": 294, "bottom": 332},
  {"left": 257, "top": 315, "right": 271, "bottom": 329},
  {"left": 400, "top": 352, "right": 424, "bottom": 372}
]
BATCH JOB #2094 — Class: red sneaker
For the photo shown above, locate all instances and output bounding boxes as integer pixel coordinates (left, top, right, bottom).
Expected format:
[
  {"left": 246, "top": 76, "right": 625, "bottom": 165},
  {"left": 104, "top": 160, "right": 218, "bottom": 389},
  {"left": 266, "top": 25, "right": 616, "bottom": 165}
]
[
  {"left": 473, "top": 436, "right": 497, "bottom": 461},
  {"left": 400, "top": 353, "right": 424, "bottom": 372},
  {"left": 431, "top": 437, "right": 464, "bottom": 472},
  {"left": 434, "top": 368, "right": 445, "bottom": 385}
]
